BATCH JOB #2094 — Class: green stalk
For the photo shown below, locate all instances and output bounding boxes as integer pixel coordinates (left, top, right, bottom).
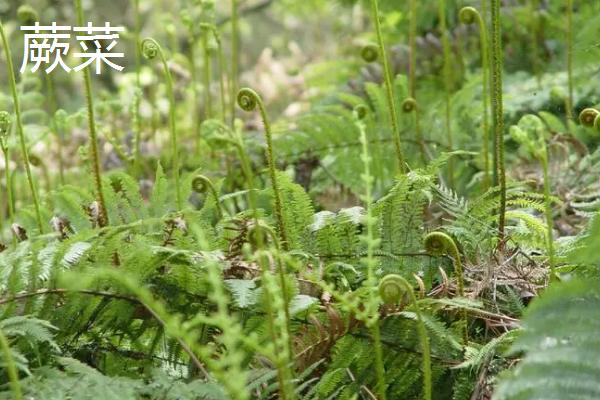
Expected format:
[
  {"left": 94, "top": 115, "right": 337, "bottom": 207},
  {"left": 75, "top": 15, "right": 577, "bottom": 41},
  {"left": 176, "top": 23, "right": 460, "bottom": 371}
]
[
  {"left": 74, "top": 0, "right": 109, "bottom": 227},
  {"left": 490, "top": 0, "right": 506, "bottom": 247},
  {"left": 0, "top": 328, "right": 22, "bottom": 400},
  {"left": 541, "top": 147, "right": 555, "bottom": 279},
  {"left": 529, "top": 0, "right": 542, "bottom": 87},
  {"left": 408, "top": 0, "right": 426, "bottom": 164},
  {"left": 0, "top": 21, "right": 44, "bottom": 233},
  {"left": 203, "top": 33, "right": 213, "bottom": 120},
  {"left": 409, "top": 0, "right": 417, "bottom": 99},
  {"left": 230, "top": 0, "right": 239, "bottom": 128},
  {"left": 133, "top": 0, "right": 143, "bottom": 170},
  {"left": 45, "top": 75, "right": 64, "bottom": 185},
  {"left": 369, "top": 0, "right": 406, "bottom": 173},
  {"left": 1, "top": 141, "right": 15, "bottom": 246},
  {"left": 566, "top": 0, "right": 574, "bottom": 120},
  {"left": 438, "top": 0, "right": 454, "bottom": 187},
  {"left": 142, "top": 38, "right": 182, "bottom": 210},
  {"left": 460, "top": 7, "right": 491, "bottom": 189},
  {"left": 188, "top": 30, "right": 202, "bottom": 156}
]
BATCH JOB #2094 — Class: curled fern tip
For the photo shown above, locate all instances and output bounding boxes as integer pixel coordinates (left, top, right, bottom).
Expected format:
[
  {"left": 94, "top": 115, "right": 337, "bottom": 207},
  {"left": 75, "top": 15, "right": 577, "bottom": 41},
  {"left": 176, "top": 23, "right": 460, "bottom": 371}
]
[
  {"left": 141, "top": 38, "right": 160, "bottom": 60},
  {"left": 458, "top": 6, "right": 478, "bottom": 25},
  {"left": 579, "top": 108, "right": 599, "bottom": 127},
  {"left": 237, "top": 88, "right": 260, "bottom": 112},
  {"left": 361, "top": 43, "right": 379, "bottom": 63},
  {"left": 379, "top": 274, "right": 409, "bottom": 305}
]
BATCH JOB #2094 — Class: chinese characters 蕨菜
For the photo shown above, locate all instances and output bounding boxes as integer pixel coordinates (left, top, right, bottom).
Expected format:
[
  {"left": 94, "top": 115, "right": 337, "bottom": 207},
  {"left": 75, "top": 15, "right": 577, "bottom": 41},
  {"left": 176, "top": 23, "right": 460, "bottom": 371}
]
[{"left": 20, "top": 21, "right": 125, "bottom": 75}]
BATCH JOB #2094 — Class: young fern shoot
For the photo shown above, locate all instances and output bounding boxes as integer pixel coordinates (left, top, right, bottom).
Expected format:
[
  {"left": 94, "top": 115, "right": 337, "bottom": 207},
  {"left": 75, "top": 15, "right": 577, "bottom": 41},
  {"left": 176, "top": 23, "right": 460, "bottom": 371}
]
[
  {"left": 379, "top": 274, "right": 432, "bottom": 400},
  {"left": 237, "top": 88, "right": 289, "bottom": 249},
  {"left": 367, "top": 0, "right": 406, "bottom": 173},
  {"left": 0, "top": 20, "right": 44, "bottom": 232},
  {"left": 191, "top": 174, "right": 223, "bottom": 219},
  {"left": 424, "top": 232, "right": 468, "bottom": 347},
  {"left": 142, "top": 38, "right": 183, "bottom": 210},
  {"left": 460, "top": 6, "right": 491, "bottom": 189}
]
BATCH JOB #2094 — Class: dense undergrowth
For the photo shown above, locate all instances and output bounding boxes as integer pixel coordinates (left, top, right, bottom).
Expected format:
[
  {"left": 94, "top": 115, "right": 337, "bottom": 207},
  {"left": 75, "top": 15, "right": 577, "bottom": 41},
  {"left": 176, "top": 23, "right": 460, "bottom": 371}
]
[{"left": 1, "top": 0, "right": 600, "bottom": 399}]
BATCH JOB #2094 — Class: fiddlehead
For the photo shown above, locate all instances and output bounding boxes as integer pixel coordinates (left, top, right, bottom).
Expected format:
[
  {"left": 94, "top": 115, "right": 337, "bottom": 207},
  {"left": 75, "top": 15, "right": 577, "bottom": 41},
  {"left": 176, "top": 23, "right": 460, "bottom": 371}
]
[
  {"left": 191, "top": 175, "right": 223, "bottom": 219},
  {"left": 459, "top": 6, "right": 491, "bottom": 189},
  {"left": 237, "top": 88, "right": 289, "bottom": 249},
  {"left": 17, "top": 5, "right": 39, "bottom": 25},
  {"left": 378, "top": 274, "right": 432, "bottom": 400},
  {"left": 141, "top": 38, "right": 159, "bottom": 59},
  {"left": 369, "top": 0, "right": 406, "bottom": 174},
  {"left": 0, "top": 20, "right": 44, "bottom": 232},
  {"left": 579, "top": 108, "right": 599, "bottom": 127},
  {"left": 401, "top": 98, "right": 418, "bottom": 113},
  {"left": 354, "top": 104, "right": 369, "bottom": 120},
  {"left": 379, "top": 274, "right": 407, "bottom": 305},
  {"left": 361, "top": 43, "right": 379, "bottom": 63},
  {"left": 142, "top": 37, "right": 182, "bottom": 210},
  {"left": 424, "top": 232, "right": 468, "bottom": 346}
]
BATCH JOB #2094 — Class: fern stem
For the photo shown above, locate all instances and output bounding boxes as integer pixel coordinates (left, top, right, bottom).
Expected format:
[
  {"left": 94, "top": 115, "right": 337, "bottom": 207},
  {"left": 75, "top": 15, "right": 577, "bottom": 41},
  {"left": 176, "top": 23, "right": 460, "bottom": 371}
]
[
  {"left": 132, "top": 0, "right": 143, "bottom": 171},
  {"left": 45, "top": 75, "right": 65, "bottom": 185},
  {"left": 202, "top": 33, "right": 213, "bottom": 120},
  {"left": 201, "top": 24, "right": 228, "bottom": 123},
  {"left": 74, "top": 0, "right": 109, "bottom": 227},
  {"left": 541, "top": 148, "right": 556, "bottom": 279},
  {"left": 460, "top": 7, "right": 491, "bottom": 189},
  {"left": 0, "top": 328, "right": 22, "bottom": 400},
  {"left": 1, "top": 142, "right": 16, "bottom": 246},
  {"left": 142, "top": 38, "right": 182, "bottom": 210},
  {"left": 438, "top": 0, "right": 454, "bottom": 187},
  {"left": 369, "top": 0, "right": 406, "bottom": 173},
  {"left": 490, "top": 0, "right": 506, "bottom": 247},
  {"left": 408, "top": 1, "right": 426, "bottom": 164},
  {"left": 527, "top": 0, "right": 542, "bottom": 88},
  {"left": 0, "top": 21, "right": 44, "bottom": 233},
  {"left": 566, "top": 0, "right": 574, "bottom": 121},
  {"left": 409, "top": 0, "right": 417, "bottom": 99},
  {"left": 230, "top": 0, "right": 239, "bottom": 128}
]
